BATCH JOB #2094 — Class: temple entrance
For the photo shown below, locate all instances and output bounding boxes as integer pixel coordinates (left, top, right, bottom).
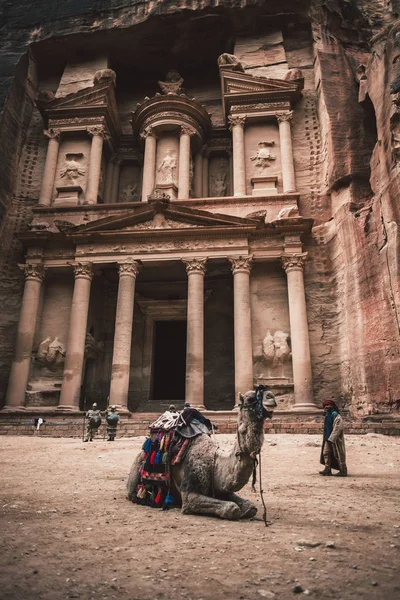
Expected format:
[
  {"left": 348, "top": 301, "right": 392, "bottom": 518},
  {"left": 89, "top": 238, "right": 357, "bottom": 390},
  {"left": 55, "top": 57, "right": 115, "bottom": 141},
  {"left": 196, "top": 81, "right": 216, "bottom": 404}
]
[{"left": 151, "top": 320, "right": 187, "bottom": 401}]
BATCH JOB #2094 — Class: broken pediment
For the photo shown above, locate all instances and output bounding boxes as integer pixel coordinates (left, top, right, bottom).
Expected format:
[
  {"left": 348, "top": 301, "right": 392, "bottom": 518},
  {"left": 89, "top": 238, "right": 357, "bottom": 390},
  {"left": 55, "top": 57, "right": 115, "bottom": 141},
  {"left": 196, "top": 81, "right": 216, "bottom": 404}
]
[
  {"left": 220, "top": 69, "right": 301, "bottom": 120},
  {"left": 36, "top": 74, "right": 121, "bottom": 139}
]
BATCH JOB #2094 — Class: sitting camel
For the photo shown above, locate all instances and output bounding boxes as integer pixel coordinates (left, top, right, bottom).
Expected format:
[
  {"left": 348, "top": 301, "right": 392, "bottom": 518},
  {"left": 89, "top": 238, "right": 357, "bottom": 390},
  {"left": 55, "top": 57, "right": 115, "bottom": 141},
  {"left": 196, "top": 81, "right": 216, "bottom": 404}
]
[{"left": 127, "top": 389, "right": 277, "bottom": 520}]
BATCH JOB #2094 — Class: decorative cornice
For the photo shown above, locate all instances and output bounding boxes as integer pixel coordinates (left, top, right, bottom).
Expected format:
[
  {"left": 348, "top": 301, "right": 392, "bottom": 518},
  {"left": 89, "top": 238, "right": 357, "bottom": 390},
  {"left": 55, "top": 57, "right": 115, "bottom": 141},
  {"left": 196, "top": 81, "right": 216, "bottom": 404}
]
[
  {"left": 182, "top": 257, "right": 207, "bottom": 275},
  {"left": 19, "top": 263, "right": 45, "bottom": 281},
  {"left": 44, "top": 128, "right": 61, "bottom": 141},
  {"left": 276, "top": 111, "right": 294, "bottom": 124},
  {"left": 180, "top": 124, "right": 196, "bottom": 137},
  {"left": 229, "top": 255, "right": 253, "bottom": 274},
  {"left": 71, "top": 262, "right": 94, "bottom": 280},
  {"left": 281, "top": 253, "right": 307, "bottom": 273},
  {"left": 118, "top": 260, "right": 140, "bottom": 278},
  {"left": 228, "top": 115, "right": 246, "bottom": 129}
]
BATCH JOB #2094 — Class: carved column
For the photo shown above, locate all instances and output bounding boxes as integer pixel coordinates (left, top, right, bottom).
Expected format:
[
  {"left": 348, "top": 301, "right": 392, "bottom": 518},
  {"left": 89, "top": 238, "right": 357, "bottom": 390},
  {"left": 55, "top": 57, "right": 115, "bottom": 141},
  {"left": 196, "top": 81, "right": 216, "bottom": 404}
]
[
  {"left": 109, "top": 260, "right": 140, "bottom": 411},
  {"left": 202, "top": 146, "right": 209, "bottom": 198},
  {"left": 193, "top": 151, "right": 203, "bottom": 198},
  {"left": 277, "top": 112, "right": 296, "bottom": 193},
  {"left": 228, "top": 115, "right": 247, "bottom": 196},
  {"left": 183, "top": 258, "right": 207, "bottom": 409},
  {"left": 281, "top": 254, "right": 315, "bottom": 410},
  {"left": 38, "top": 129, "right": 61, "bottom": 206},
  {"left": 141, "top": 128, "right": 157, "bottom": 202},
  {"left": 230, "top": 256, "right": 253, "bottom": 401},
  {"left": 110, "top": 157, "right": 120, "bottom": 203},
  {"left": 4, "top": 264, "right": 45, "bottom": 410},
  {"left": 178, "top": 125, "right": 194, "bottom": 199},
  {"left": 85, "top": 126, "right": 106, "bottom": 205},
  {"left": 59, "top": 263, "right": 94, "bottom": 410},
  {"left": 104, "top": 158, "right": 115, "bottom": 203}
]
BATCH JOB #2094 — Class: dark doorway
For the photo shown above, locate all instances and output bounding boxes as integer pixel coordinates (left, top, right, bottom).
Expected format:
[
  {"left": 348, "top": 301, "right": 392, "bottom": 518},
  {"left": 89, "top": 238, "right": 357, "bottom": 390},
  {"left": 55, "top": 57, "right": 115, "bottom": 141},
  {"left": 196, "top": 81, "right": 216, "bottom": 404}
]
[{"left": 152, "top": 320, "right": 187, "bottom": 400}]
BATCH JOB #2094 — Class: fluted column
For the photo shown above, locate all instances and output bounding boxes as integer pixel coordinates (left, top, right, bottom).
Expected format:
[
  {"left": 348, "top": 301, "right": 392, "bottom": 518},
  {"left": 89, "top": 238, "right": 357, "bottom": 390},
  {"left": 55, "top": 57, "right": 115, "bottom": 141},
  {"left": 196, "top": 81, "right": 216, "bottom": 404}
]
[
  {"left": 277, "top": 112, "right": 296, "bottom": 193},
  {"left": 141, "top": 127, "right": 157, "bottom": 202},
  {"left": 38, "top": 129, "right": 61, "bottom": 206},
  {"left": 230, "top": 256, "right": 253, "bottom": 401},
  {"left": 202, "top": 146, "right": 209, "bottom": 198},
  {"left": 228, "top": 115, "right": 247, "bottom": 196},
  {"left": 58, "top": 263, "right": 94, "bottom": 410},
  {"left": 183, "top": 258, "right": 207, "bottom": 409},
  {"left": 281, "top": 253, "right": 315, "bottom": 410},
  {"left": 85, "top": 126, "right": 106, "bottom": 205},
  {"left": 193, "top": 151, "right": 203, "bottom": 198},
  {"left": 178, "top": 125, "right": 194, "bottom": 199},
  {"left": 109, "top": 260, "right": 140, "bottom": 411},
  {"left": 4, "top": 264, "right": 45, "bottom": 410}
]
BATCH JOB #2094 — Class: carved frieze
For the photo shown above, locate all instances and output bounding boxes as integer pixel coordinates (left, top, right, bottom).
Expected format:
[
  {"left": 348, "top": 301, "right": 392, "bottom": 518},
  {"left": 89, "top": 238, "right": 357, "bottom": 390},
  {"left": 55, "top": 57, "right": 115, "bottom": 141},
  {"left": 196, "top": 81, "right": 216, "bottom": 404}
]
[{"left": 231, "top": 102, "right": 288, "bottom": 113}]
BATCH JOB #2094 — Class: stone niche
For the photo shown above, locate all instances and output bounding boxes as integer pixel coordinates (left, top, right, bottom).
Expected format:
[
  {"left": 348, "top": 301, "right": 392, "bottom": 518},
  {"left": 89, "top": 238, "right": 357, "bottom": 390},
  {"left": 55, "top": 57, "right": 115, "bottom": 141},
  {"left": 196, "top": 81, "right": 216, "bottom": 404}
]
[
  {"left": 250, "top": 262, "right": 293, "bottom": 409},
  {"left": 27, "top": 274, "right": 73, "bottom": 406},
  {"left": 118, "top": 161, "right": 142, "bottom": 203},
  {"left": 53, "top": 133, "right": 90, "bottom": 206},
  {"left": 209, "top": 154, "right": 231, "bottom": 197},
  {"left": 244, "top": 122, "right": 281, "bottom": 196}
]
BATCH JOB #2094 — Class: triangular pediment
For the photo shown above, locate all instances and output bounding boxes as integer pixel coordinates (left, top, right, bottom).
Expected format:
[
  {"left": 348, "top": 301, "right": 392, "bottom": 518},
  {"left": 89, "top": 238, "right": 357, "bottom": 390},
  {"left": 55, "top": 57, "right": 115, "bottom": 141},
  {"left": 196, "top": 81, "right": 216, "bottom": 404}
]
[
  {"left": 68, "top": 202, "right": 259, "bottom": 240},
  {"left": 37, "top": 80, "right": 121, "bottom": 138},
  {"left": 220, "top": 69, "right": 301, "bottom": 119}
]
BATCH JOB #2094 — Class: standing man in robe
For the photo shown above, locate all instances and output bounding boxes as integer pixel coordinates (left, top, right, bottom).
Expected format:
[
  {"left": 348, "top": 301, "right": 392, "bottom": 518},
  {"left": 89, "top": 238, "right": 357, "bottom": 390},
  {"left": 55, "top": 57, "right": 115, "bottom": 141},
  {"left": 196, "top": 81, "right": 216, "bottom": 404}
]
[{"left": 319, "top": 400, "right": 348, "bottom": 477}]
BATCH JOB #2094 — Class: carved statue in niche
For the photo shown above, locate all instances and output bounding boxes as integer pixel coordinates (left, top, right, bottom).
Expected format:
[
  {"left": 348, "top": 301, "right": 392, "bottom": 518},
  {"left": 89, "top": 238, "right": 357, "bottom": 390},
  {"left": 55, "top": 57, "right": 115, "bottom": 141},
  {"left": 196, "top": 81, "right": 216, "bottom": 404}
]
[
  {"left": 262, "top": 330, "right": 291, "bottom": 374},
  {"left": 60, "top": 153, "right": 85, "bottom": 182},
  {"left": 36, "top": 336, "right": 66, "bottom": 369},
  {"left": 158, "top": 70, "right": 184, "bottom": 95},
  {"left": 158, "top": 149, "right": 177, "bottom": 184},
  {"left": 120, "top": 183, "right": 139, "bottom": 202},
  {"left": 250, "top": 142, "right": 276, "bottom": 170},
  {"left": 211, "top": 157, "right": 229, "bottom": 196}
]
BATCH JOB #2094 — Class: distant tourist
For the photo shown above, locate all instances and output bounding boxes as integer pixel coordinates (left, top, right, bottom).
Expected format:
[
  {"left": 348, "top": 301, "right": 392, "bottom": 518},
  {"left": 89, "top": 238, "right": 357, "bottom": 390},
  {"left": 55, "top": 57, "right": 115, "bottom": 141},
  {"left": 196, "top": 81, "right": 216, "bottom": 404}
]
[{"left": 319, "top": 400, "right": 348, "bottom": 477}]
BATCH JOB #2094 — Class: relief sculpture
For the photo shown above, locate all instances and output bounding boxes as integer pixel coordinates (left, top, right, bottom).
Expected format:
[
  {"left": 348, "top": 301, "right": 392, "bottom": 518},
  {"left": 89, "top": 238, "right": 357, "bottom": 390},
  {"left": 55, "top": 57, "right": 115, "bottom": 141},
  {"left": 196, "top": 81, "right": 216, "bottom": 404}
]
[
  {"left": 262, "top": 329, "right": 291, "bottom": 375},
  {"left": 212, "top": 172, "right": 227, "bottom": 197},
  {"left": 120, "top": 183, "right": 139, "bottom": 203},
  {"left": 250, "top": 141, "right": 276, "bottom": 169},
  {"left": 157, "top": 149, "right": 177, "bottom": 184},
  {"left": 36, "top": 337, "right": 66, "bottom": 369},
  {"left": 60, "top": 153, "right": 85, "bottom": 182}
]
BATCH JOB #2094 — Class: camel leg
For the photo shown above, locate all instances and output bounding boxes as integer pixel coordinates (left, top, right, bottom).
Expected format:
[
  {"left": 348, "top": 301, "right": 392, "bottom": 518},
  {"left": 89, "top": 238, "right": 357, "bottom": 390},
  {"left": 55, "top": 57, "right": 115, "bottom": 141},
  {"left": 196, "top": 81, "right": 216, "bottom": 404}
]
[
  {"left": 181, "top": 491, "right": 242, "bottom": 520},
  {"left": 126, "top": 450, "right": 144, "bottom": 500},
  {"left": 221, "top": 492, "right": 258, "bottom": 519}
]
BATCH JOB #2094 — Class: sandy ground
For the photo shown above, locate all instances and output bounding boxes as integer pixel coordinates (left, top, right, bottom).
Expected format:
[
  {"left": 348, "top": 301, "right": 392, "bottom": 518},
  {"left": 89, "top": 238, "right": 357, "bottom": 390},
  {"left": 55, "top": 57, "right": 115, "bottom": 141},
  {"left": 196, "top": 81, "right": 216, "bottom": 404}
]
[{"left": 0, "top": 433, "right": 399, "bottom": 600}]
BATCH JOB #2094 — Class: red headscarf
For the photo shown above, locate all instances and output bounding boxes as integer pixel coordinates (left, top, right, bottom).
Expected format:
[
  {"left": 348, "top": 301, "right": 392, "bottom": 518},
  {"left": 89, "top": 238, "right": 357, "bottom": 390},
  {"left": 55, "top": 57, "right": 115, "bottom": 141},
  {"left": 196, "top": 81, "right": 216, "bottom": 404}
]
[{"left": 322, "top": 400, "right": 340, "bottom": 412}]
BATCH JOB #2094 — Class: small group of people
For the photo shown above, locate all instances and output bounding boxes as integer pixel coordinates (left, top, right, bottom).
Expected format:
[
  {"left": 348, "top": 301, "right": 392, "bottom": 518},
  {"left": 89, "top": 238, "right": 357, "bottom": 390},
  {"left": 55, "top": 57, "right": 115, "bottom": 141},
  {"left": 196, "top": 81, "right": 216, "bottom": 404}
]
[{"left": 84, "top": 403, "right": 120, "bottom": 442}]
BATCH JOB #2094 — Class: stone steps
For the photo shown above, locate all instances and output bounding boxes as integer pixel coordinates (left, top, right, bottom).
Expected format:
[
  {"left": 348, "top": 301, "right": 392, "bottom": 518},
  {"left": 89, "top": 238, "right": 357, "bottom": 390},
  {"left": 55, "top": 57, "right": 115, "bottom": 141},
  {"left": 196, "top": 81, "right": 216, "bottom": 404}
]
[{"left": 0, "top": 411, "right": 399, "bottom": 437}]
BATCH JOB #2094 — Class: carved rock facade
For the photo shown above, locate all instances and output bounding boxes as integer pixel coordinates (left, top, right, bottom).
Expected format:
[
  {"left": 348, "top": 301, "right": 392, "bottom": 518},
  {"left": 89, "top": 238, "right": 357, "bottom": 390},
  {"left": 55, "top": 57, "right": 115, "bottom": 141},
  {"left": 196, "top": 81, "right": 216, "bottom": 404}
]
[{"left": 0, "top": 1, "right": 399, "bottom": 417}]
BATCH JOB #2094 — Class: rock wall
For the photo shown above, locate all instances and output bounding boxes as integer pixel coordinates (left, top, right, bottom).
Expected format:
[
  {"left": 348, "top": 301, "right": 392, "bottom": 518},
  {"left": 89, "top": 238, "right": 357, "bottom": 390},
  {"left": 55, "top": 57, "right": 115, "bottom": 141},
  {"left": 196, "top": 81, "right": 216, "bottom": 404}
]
[{"left": 0, "top": 0, "right": 399, "bottom": 414}]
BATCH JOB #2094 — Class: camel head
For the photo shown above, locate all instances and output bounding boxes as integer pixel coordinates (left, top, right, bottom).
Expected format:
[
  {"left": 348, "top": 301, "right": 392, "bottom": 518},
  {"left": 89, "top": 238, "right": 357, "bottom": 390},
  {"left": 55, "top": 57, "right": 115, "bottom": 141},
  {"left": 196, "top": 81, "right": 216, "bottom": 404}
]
[{"left": 238, "top": 386, "right": 277, "bottom": 422}]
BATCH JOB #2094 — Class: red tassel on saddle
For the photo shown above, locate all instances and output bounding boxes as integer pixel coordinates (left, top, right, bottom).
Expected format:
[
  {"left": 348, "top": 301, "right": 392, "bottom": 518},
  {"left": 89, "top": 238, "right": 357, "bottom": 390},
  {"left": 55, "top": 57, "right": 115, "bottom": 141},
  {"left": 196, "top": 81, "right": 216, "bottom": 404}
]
[{"left": 150, "top": 450, "right": 157, "bottom": 465}]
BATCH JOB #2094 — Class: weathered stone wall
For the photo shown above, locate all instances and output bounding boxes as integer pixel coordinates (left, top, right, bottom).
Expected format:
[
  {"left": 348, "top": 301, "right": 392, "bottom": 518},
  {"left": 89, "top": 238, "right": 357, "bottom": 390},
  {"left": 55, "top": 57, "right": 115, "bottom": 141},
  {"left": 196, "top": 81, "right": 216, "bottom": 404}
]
[{"left": 0, "top": 0, "right": 399, "bottom": 415}]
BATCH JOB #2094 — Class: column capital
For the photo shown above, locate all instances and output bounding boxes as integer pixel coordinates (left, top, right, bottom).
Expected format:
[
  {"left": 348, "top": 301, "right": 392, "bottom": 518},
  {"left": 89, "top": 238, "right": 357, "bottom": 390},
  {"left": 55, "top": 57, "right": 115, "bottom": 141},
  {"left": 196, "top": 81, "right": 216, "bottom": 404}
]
[
  {"left": 118, "top": 260, "right": 140, "bottom": 278},
  {"left": 276, "top": 111, "right": 294, "bottom": 124},
  {"left": 87, "top": 125, "right": 108, "bottom": 139},
  {"left": 70, "top": 262, "right": 94, "bottom": 280},
  {"left": 281, "top": 253, "right": 307, "bottom": 273},
  {"left": 229, "top": 255, "right": 253, "bottom": 275},
  {"left": 228, "top": 114, "right": 246, "bottom": 130},
  {"left": 18, "top": 263, "right": 45, "bottom": 281},
  {"left": 44, "top": 128, "right": 61, "bottom": 141},
  {"left": 182, "top": 257, "right": 207, "bottom": 276},
  {"left": 180, "top": 124, "right": 196, "bottom": 137},
  {"left": 140, "top": 126, "right": 157, "bottom": 140}
]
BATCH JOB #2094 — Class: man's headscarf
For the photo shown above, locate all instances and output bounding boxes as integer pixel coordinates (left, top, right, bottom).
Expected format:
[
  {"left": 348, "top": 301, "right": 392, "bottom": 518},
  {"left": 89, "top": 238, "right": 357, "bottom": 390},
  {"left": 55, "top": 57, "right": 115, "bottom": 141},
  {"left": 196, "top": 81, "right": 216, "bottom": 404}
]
[{"left": 322, "top": 400, "right": 340, "bottom": 412}]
